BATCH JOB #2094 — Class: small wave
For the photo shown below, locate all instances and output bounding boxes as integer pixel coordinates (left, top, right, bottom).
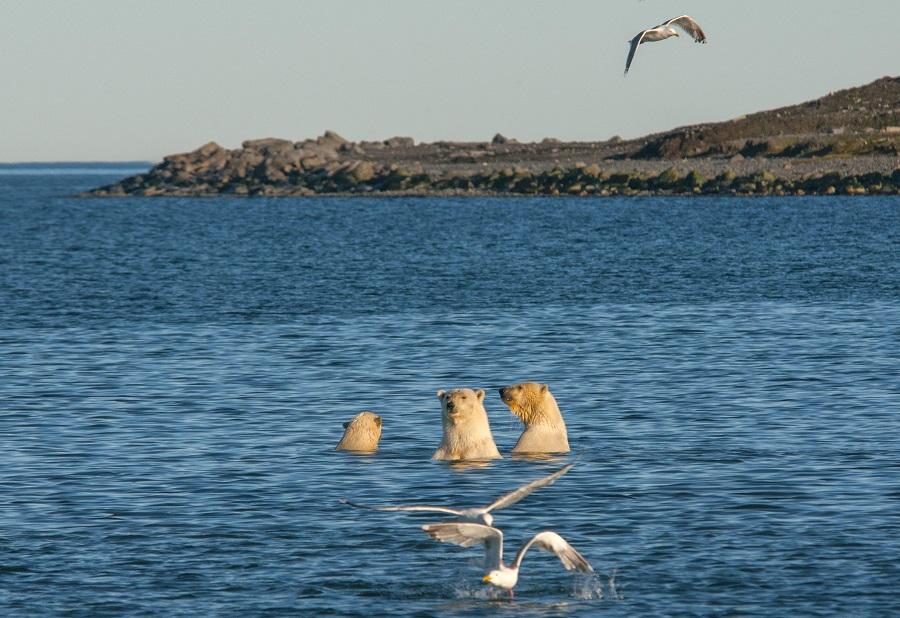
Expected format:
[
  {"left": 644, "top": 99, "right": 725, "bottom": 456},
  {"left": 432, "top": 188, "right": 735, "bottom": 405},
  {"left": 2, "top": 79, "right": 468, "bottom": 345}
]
[{"left": 453, "top": 584, "right": 503, "bottom": 600}]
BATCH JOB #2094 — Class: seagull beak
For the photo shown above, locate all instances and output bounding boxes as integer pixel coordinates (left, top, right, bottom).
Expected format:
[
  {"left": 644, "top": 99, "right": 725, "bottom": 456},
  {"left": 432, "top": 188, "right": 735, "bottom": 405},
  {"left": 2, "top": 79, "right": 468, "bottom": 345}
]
[{"left": 482, "top": 575, "right": 491, "bottom": 583}]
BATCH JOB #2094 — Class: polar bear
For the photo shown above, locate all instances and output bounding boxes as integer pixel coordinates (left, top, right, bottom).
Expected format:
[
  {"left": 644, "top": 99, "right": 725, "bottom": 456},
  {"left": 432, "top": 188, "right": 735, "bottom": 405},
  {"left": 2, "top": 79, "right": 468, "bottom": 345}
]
[
  {"left": 432, "top": 388, "right": 502, "bottom": 461},
  {"left": 336, "top": 411, "right": 383, "bottom": 452},
  {"left": 498, "top": 383, "right": 570, "bottom": 454}
]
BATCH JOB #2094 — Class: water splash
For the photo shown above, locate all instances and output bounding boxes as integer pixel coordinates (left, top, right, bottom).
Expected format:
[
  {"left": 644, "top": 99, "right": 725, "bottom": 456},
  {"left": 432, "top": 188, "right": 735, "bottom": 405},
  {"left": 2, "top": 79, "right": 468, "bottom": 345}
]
[
  {"left": 572, "top": 572, "right": 604, "bottom": 600},
  {"left": 571, "top": 568, "right": 624, "bottom": 601},
  {"left": 453, "top": 583, "right": 505, "bottom": 600},
  {"left": 607, "top": 567, "right": 624, "bottom": 602}
]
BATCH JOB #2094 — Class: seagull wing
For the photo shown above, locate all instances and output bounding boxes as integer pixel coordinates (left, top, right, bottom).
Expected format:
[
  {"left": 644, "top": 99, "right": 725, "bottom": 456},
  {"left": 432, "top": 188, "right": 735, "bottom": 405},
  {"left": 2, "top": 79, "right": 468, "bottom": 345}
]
[
  {"left": 340, "top": 498, "right": 463, "bottom": 517},
  {"left": 625, "top": 30, "right": 649, "bottom": 75},
  {"left": 512, "top": 531, "right": 594, "bottom": 573},
  {"left": 422, "top": 523, "right": 504, "bottom": 570},
  {"left": 662, "top": 15, "right": 707, "bottom": 43},
  {"left": 483, "top": 462, "right": 575, "bottom": 513}
]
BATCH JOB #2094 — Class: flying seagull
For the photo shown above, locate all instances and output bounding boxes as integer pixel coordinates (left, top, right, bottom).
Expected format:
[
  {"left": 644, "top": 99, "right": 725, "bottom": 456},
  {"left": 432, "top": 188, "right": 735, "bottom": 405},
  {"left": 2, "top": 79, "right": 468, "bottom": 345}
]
[
  {"left": 340, "top": 462, "right": 574, "bottom": 527},
  {"left": 625, "top": 15, "right": 707, "bottom": 75},
  {"left": 422, "top": 522, "right": 593, "bottom": 597}
]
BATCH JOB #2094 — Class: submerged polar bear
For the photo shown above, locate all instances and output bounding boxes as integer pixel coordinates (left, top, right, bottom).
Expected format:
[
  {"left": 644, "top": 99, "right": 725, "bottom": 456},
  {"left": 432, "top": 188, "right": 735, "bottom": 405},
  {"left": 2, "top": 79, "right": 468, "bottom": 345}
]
[
  {"left": 499, "top": 382, "right": 570, "bottom": 454},
  {"left": 432, "top": 388, "right": 502, "bottom": 461},
  {"left": 336, "top": 411, "right": 383, "bottom": 452}
]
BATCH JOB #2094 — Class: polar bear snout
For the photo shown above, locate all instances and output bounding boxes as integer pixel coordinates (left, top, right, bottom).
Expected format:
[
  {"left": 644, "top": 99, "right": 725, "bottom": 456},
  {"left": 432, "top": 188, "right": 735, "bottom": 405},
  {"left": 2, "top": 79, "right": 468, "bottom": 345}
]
[{"left": 444, "top": 399, "right": 463, "bottom": 423}]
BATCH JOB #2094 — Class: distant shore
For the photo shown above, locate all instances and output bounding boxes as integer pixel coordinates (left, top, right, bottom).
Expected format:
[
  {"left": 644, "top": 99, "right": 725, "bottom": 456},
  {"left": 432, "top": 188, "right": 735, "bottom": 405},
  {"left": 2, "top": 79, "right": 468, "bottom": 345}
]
[{"left": 84, "top": 77, "right": 899, "bottom": 198}]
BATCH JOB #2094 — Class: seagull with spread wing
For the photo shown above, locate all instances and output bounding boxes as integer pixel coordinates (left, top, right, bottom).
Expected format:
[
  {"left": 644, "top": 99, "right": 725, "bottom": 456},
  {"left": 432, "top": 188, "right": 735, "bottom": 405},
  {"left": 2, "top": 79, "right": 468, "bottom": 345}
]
[
  {"left": 422, "top": 522, "right": 593, "bottom": 597},
  {"left": 340, "top": 462, "right": 574, "bottom": 527},
  {"left": 625, "top": 15, "right": 707, "bottom": 75}
]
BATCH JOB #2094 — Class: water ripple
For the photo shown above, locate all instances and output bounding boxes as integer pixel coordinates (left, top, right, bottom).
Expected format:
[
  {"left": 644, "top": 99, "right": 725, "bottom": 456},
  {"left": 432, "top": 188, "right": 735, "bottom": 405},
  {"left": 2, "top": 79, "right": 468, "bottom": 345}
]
[{"left": 1, "top": 175, "right": 899, "bottom": 615}]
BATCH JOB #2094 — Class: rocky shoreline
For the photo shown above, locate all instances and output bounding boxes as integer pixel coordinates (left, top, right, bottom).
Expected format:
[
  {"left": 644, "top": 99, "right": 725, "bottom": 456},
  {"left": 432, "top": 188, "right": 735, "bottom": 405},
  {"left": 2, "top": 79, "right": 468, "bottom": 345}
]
[{"left": 85, "top": 77, "right": 900, "bottom": 198}]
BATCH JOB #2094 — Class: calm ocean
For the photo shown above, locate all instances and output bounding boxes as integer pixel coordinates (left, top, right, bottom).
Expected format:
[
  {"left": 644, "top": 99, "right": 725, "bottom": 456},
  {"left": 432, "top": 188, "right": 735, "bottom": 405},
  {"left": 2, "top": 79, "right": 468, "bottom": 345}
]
[{"left": 1, "top": 168, "right": 898, "bottom": 616}]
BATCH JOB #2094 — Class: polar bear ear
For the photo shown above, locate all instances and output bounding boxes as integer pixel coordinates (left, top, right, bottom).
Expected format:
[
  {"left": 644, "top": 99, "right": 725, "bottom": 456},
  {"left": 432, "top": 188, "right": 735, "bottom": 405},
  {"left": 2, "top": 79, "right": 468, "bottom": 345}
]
[
  {"left": 475, "top": 389, "right": 486, "bottom": 401},
  {"left": 540, "top": 383, "right": 549, "bottom": 393},
  {"left": 436, "top": 390, "right": 446, "bottom": 399}
]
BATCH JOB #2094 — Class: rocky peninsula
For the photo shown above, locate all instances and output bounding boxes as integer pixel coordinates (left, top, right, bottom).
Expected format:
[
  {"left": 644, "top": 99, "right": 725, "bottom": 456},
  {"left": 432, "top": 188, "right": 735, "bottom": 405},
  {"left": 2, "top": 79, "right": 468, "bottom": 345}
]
[{"left": 87, "top": 77, "right": 899, "bottom": 198}]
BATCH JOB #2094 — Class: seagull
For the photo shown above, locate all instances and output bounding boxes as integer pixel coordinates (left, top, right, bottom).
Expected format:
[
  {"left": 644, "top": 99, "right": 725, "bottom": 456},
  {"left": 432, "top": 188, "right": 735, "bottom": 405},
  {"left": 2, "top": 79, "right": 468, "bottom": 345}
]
[
  {"left": 340, "top": 462, "right": 574, "bottom": 527},
  {"left": 625, "top": 15, "right": 707, "bottom": 75},
  {"left": 422, "top": 522, "right": 593, "bottom": 597}
]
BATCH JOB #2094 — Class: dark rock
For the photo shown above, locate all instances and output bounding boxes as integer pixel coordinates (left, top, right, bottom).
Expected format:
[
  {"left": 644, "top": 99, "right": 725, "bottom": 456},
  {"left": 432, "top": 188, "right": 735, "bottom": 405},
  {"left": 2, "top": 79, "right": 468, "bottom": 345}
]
[
  {"left": 657, "top": 168, "right": 680, "bottom": 186},
  {"left": 492, "top": 133, "right": 518, "bottom": 145},
  {"left": 383, "top": 136, "right": 415, "bottom": 148},
  {"left": 684, "top": 170, "right": 705, "bottom": 188}
]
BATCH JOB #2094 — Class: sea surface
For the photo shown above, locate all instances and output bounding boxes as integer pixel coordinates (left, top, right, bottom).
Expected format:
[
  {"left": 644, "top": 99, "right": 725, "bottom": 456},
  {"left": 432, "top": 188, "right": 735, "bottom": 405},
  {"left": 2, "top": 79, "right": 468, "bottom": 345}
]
[{"left": 1, "top": 167, "right": 898, "bottom": 617}]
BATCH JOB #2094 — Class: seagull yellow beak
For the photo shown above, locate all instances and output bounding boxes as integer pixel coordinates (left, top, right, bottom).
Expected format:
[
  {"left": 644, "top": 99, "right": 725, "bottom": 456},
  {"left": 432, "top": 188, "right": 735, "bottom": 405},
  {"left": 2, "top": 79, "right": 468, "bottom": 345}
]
[{"left": 482, "top": 575, "right": 491, "bottom": 583}]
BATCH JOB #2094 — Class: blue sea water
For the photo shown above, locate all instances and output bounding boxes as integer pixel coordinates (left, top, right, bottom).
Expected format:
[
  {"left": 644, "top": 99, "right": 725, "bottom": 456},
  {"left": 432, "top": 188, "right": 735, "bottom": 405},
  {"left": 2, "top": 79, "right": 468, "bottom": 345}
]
[{"left": 1, "top": 168, "right": 899, "bottom": 616}]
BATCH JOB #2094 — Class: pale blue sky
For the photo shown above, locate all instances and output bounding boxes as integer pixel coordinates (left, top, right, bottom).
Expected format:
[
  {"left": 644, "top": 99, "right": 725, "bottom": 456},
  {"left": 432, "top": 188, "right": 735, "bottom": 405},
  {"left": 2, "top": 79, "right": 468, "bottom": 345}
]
[{"left": 1, "top": 0, "right": 897, "bottom": 161}]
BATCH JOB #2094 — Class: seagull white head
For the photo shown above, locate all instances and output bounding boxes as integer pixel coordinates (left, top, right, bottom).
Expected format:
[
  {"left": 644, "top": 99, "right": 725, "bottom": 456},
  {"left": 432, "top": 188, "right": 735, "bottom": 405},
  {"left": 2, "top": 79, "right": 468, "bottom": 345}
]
[{"left": 482, "top": 569, "right": 517, "bottom": 589}]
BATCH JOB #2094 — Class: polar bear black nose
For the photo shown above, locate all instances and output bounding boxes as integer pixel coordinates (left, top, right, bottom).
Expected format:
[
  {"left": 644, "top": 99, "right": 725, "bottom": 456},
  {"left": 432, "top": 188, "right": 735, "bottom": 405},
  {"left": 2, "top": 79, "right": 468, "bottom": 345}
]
[{"left": 446, "top": 401, "right": 455, "bottom": 411}]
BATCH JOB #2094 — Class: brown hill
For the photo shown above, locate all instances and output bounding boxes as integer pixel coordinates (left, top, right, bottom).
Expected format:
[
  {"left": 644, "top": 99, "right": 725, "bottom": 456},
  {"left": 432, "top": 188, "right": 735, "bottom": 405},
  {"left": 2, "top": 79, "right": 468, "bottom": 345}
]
[{"left": 627, "top": 76, "right": 899, "bottom": 159}]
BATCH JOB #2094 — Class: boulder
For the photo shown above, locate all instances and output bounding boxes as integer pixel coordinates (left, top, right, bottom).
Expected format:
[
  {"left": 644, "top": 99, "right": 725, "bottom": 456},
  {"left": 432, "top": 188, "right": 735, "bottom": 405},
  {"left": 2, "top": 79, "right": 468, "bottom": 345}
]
[
  {"left": 684, "top": 170, "right": 705, "bottom": 188},
  {"left": 318, "top": 131, "right": 349, "bottom": 149},
  {"left": 300, "top": 156, "right": 326, "bottom": 171},
  {"left": 336, "top": 161, "right": 376, "bottom": 184},
  {"left": 582, "top": 164, "right": 603, "bottom": 178},
  {"left": 241, "top": 138, "right": 294, "bottom": 154},
  {"left": 383, "top": 136, "right": 415, "bottom": 148},
  {"left": 657, "top": 168, "right": 680, "bottom": 186},
  {"left": 339, "top": 142, "right": 365, "bottom": 155},
  {"left": 197, "top": 141, "right": 225, "bottom": 158},
  {"left": 492, "top": 133, "right": 518, "bottom": 145}
]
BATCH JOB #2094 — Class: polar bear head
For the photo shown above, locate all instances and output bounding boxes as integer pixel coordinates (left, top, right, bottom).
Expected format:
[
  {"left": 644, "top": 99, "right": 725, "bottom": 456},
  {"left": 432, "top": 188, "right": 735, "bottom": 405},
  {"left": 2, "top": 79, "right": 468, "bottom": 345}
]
[
  {"left": 437, "top": 388, "right": 488, "bottom": 429},
  {"left": 336, "top": 411, "right": 383, "bottom": 452},
  {"left": 498, "top": 382, "right": 561, "bottom": 426}
]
